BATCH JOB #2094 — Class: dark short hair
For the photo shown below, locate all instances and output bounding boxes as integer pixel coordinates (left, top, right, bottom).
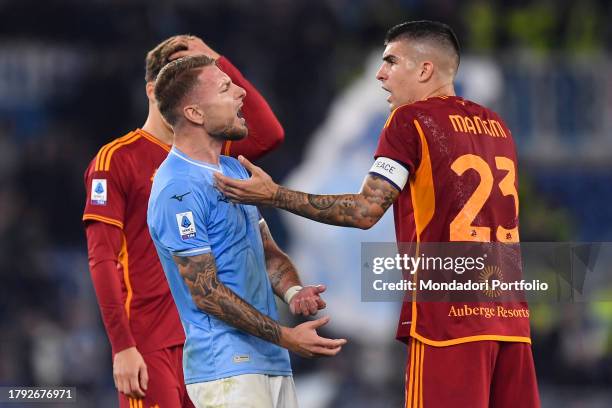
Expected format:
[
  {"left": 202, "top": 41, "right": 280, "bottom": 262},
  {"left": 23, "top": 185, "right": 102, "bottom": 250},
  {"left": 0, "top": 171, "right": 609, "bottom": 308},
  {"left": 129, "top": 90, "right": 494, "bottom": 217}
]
[
  {"left": 154, "top": 55, "right": 216, "bottom": 126},
  {"left": 145, "top": 34, "right": 198, "bottom": 83},
  {"left": 385, "top": 20, "right": 460, "bottom": 69}
]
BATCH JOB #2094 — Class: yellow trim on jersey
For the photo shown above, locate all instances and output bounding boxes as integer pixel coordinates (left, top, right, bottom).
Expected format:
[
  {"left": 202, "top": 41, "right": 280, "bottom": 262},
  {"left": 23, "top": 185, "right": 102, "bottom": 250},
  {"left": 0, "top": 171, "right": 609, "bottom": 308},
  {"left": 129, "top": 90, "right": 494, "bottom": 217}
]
[
  {"left": 118, "top": 233, "right": 133, "bottom": 320},
  {"left": 412, "top": 331, "right": 531, "bottom": 347},
  {"left": 406, "top": 340, "right": 415, "bottom": 407},
  {"left": 383, "top": 104, "right": 407, "bottom": 129},
  {"left": 128, "top": 398, "right": 143, "bottom": 408},
  {"left": 412, "top": 340, "right": 420, "bottom": 407},
  {"left": 82, "top": 214, "right": 124, "bottom": 229},
  {"left": 138, "top": 128, "right": 171, "bottom": 152},
  {"left": 410, "top": 120, "right": 435, "bottom": 237},
  {"left": 406, "top": 339, "right": 425, "bottom": 408},
  {"left": 418, "top": 341, "right": 424, "bottom": 408},
  {"left": 102, "top": 133, "right": 142, "bottom": 171},
  {"left": 95, "top": 131, "right": 136, "bottom": 171},
  {"left": 407, "top": 120, "right": 531, "bottom": 347},
  {"left": 223, "top": 140, "right": 232, "bottom": 156}
]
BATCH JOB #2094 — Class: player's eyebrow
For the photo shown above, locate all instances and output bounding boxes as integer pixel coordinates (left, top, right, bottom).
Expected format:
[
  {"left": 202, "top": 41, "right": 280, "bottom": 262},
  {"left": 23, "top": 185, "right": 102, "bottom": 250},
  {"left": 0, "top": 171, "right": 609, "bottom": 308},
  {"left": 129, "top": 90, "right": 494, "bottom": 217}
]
[{"left": 383, "top": 54, "right": 397, "bottom": 63}]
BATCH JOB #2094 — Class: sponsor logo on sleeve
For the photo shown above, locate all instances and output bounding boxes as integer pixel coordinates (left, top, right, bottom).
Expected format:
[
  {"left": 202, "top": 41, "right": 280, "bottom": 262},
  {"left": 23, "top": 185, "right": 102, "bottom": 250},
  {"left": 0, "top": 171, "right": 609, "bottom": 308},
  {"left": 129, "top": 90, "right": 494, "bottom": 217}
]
[
  {"left": 176, "top": 211, "right": 196, "bottom": 240},
  {"left": 91, "top": 179, "right": 107, "bottom": 205}
]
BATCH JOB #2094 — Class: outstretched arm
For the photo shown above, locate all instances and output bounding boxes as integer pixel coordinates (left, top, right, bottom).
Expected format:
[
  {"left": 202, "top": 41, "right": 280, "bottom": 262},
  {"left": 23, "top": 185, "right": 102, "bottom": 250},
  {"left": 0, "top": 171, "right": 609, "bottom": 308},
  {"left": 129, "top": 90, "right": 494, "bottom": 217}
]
[
  {"left": 173, "top": 252, "right": 345, "bottom": 357},
  {"left": 214, "top": 156, "right": 400, "bottom": 230}
]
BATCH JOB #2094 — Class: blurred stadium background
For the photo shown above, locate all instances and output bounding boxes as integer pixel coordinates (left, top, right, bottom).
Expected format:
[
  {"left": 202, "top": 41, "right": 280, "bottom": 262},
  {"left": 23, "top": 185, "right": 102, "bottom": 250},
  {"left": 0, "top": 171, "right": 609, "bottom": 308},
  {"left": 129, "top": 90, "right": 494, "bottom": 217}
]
[{"left": 1, "top": 0, "right": 611, "bottom": 407}]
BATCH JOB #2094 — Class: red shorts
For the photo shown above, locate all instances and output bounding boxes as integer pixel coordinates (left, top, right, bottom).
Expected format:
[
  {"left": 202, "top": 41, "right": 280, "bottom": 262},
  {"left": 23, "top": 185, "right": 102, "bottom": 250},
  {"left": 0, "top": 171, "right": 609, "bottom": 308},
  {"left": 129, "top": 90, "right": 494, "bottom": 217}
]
[
  {"left": 405, "top": 338, "right": 540, "bottom": 408},
  {"left": 118, "top": 345, "right": 194, "bottom": 408}
]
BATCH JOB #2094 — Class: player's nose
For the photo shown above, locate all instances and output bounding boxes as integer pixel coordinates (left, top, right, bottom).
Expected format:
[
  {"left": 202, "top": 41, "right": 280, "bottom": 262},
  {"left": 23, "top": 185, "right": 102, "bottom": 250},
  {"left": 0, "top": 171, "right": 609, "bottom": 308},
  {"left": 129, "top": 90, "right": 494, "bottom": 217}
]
[
  {"left": 376, "top": 64, "right": 387, "bottom": 81},
  {"left": 235, "top": 84, "right": 246, "bottom": 100}
]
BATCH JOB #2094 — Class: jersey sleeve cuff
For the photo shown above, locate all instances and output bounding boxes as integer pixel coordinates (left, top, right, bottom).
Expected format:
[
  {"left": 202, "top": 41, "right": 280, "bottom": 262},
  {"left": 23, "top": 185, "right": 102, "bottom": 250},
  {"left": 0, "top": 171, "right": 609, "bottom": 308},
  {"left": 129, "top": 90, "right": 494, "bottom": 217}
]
[
  {"left": 172, "top": 246, "right": 212, "bottom": 257},
  {"left": 82, "top": 214, "right": 124, "bottom": 229}
]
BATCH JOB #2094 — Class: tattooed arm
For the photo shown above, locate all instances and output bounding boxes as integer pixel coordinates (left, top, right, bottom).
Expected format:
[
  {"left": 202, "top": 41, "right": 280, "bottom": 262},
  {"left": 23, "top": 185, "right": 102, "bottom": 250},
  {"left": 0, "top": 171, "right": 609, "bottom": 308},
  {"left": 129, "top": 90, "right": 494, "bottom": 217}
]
[
  {"left": 260, "top": 219, "right": 326, "bottom": 316},
  {"left": 214, "top": 157, "right": 400, "bottom": 230},
  {"left": 173, "top": 252, "right": 281, "bottom": 343},
  {"left": 259, "top": 219, "right": 301, "bottom": 298},
  {"left": 172, "top": 252, "right": 345, "bottom": 356},
  {"left": 271, "top": 174, "right": 398, "bottom": 229}
]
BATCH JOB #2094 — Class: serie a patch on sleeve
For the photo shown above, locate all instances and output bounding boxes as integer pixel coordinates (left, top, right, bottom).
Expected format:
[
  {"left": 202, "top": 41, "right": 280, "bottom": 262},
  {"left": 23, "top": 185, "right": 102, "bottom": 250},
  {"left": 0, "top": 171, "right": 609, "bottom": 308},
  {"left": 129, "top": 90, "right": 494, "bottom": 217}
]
[
  {"left": 369, "top": 157, "right": 409, "bottom": 190},
  {"left": 91, "top": 179, "right": 107, "bottom": 205},
  {"left": 176, "top": 211, "right": 196, "bottom": 240}
]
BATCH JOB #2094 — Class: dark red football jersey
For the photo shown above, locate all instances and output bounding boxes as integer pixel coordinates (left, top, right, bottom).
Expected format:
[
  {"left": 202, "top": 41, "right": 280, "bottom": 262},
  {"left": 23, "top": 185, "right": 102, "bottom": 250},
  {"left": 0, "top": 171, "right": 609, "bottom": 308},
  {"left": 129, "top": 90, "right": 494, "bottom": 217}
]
[
  {"left": 374, "top": 96, "right": 531, "bottom": 346},
  {"left": 84, "top": 129, "right": 185, "bottom": 353}
]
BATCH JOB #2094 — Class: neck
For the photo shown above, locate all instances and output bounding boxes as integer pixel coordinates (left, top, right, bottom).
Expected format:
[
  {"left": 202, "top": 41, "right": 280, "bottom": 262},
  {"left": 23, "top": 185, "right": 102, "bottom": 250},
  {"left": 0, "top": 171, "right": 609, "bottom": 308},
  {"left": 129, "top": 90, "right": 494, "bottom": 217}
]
[
  {"left": 421, "top": 82, "right": 456, "bottom": 101},
  {"left": 141, "top": 103, "right": 174, "bottom": 145},
  {"left": 174, "top": 126, "right": 224, "bottom": 165}
]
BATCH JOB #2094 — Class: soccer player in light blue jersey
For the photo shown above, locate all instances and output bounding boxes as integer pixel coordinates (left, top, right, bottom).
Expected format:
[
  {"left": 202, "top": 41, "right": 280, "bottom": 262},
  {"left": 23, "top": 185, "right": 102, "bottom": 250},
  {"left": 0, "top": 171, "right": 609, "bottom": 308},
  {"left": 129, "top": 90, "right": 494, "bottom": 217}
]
[{"left": 147, "top": 55, "right": 347, "bottom": 408}]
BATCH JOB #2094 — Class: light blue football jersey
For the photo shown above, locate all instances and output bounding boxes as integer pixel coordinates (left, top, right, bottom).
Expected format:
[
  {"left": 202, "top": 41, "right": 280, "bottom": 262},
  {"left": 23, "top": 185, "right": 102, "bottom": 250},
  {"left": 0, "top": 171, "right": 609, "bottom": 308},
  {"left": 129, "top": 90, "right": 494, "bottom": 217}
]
[{"left": 147, "top": 147, "right": 291, "bottom": 384}]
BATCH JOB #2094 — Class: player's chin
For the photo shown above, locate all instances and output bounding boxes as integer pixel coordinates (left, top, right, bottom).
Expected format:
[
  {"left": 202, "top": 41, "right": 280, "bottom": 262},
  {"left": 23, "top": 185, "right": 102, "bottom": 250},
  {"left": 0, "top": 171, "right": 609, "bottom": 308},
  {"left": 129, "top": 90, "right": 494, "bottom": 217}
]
[{"left": 223, "top": 124, "right": 248, "bottom": 141}]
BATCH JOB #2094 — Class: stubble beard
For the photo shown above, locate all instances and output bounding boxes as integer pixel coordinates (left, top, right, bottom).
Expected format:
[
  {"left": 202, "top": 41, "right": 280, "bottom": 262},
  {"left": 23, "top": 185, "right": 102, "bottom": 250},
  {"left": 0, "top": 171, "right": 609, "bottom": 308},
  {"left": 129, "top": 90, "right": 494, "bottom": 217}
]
[{"left": 210, "top": 122, "right": 248, "bottom": 141}]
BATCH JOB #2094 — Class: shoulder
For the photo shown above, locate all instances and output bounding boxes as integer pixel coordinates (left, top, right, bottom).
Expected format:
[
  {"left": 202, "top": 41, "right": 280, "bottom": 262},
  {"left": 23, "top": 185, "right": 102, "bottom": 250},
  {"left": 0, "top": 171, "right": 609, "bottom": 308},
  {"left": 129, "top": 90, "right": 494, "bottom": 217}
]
[
  {"left": 152, "top": 164, "right": 194, "bottom": 198},
  {"left": 149, "top": 176, "right": 199, "bottom": 219},
  {"left": 153, "top": 162, "right": 216, "bottom": 204},
  {"left": 91, "top": 130, "right": 148, "bottom": 173},
  {"left": 384, "top": 104, "right": 416, "bottom": 127},
  {"left": 383, "top": 100, "right": 442, "bottom": 130}
]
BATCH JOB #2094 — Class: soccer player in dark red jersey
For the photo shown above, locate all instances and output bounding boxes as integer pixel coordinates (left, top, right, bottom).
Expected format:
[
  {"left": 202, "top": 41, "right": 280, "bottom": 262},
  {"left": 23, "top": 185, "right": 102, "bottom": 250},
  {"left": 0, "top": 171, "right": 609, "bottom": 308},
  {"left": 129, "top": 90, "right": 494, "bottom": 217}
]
[
  {"left": 83, "top": 35, "right": 325, "bottom": 408},
  {"left": 215, "top": 21, "right": 540, "bottom": 408}
]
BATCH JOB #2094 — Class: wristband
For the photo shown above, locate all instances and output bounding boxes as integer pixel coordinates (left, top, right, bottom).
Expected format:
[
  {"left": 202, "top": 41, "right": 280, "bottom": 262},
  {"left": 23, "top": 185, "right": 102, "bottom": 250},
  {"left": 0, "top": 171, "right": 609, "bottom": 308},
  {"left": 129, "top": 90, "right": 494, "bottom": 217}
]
[{"left": 283, "top": 285, "right": 303, "bottom": 304}]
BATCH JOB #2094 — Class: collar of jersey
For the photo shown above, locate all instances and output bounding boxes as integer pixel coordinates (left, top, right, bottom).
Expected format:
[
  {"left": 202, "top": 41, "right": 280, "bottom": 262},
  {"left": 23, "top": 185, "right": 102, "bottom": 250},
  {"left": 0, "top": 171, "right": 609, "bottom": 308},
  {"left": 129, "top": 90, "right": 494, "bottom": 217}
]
[{"left": 170, "top": 147, "right": 223, "bottom": 173}]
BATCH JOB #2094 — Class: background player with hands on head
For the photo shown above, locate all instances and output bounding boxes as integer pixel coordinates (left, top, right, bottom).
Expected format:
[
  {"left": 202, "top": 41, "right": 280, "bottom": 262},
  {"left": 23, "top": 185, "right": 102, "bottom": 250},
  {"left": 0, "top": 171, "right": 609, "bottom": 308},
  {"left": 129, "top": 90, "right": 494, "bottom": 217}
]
[
  {"left": 215, "top": 20, "right": 540, "bottom": 408},
  {"left": 147, "top": 55, "right": 346, "bottom": 408},
  {"left": 83, "top": 35, "right": 322, "bottom": 408}
]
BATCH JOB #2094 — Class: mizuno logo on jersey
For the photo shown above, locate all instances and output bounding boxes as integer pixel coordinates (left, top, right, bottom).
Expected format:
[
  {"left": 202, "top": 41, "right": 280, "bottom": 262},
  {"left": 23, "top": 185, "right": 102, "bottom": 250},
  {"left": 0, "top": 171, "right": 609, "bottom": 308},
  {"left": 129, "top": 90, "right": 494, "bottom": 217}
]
[
  {"left": 171, "top": 191, "right": 191, "bottom": 202},
  {"left": 176, "top": 211, "right": 196, "bottom": 239}
]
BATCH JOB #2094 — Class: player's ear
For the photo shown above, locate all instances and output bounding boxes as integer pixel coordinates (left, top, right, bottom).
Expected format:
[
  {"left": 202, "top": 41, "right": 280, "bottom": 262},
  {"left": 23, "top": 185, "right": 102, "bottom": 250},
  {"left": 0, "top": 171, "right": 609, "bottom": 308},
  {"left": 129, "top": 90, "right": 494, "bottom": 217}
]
[
  {"left": 184, "top": 104, "right": 205, "bottom": 125},
  {"left": 145, "top": 82, "right": 156, "bottom": 103},
  {"left": 417, "top": 61, "right": 434, "bottom": 83}
]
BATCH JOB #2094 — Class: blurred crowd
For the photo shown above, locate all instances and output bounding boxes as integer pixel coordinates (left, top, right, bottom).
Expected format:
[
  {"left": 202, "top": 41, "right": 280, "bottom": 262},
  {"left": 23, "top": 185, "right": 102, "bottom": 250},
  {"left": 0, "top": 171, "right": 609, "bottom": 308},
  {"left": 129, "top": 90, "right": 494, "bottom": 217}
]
[{"left": 0, "top": 0, "right": 611, "bottom": 407}]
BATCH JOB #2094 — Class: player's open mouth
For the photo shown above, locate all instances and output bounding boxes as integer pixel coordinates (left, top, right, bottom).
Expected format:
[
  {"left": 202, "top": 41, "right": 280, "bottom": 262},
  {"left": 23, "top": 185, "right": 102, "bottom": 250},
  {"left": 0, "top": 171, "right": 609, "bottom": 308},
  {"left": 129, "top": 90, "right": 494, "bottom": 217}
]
[{"left": 237, "top": 108, "right": 246, "bottom": 124}]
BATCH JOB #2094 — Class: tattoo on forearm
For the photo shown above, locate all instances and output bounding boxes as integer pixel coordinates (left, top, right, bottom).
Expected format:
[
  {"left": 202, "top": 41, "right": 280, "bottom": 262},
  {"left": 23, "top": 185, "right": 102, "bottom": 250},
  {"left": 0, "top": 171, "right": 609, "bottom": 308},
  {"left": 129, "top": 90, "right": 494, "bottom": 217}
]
[
  {"left": 308, "top": 194, "right": 338, "bottom": 210},
  {"left": 174, "top": 253, "right": 281, "bottom": 344},
  {"left": 272, "top": 174, "right": 400, "bottom": 229},
  {"left": 260, "top": 221, "right": 301, "bottom": 297}
]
